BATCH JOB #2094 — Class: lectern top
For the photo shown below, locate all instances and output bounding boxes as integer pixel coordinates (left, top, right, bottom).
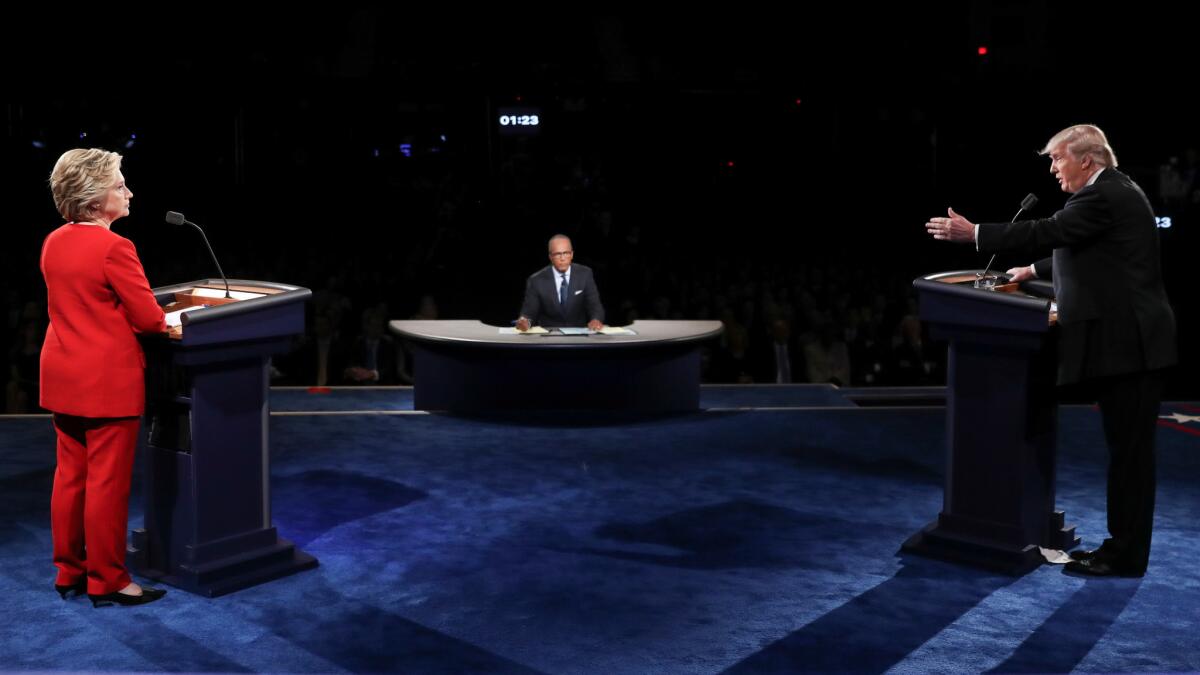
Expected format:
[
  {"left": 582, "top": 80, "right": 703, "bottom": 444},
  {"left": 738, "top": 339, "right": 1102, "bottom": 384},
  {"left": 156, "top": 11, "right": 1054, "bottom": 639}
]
[
  {"left": 152, "top": 279, "right": 311, "bottom": 344},
  {"left": 915, "top": 269, "right": 1056, "bottom": 330}
]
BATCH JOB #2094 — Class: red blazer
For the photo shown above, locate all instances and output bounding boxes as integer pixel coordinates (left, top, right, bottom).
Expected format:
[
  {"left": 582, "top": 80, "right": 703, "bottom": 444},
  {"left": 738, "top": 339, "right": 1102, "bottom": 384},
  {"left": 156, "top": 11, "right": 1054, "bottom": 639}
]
[{"left": 40, "top": 223, "right": 166, "bottom": 417}]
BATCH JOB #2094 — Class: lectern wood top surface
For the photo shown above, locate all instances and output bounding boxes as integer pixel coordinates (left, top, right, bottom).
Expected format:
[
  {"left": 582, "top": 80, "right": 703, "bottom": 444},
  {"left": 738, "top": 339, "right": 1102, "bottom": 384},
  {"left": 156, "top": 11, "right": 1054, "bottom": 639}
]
[
  {"left": 192, "top": 284, "right": 285, "bottom": 295},
  {"left": 933, "top": 273, "right": 984, "bottom": 285}
]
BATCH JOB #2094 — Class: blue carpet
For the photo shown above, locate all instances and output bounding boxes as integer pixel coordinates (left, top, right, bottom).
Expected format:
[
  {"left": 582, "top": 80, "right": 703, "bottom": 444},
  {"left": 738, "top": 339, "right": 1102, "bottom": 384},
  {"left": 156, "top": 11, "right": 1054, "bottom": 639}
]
[
  {"left": 267, "top": 384, "right": 857, "bottom": 412},
  {"left": 698, "top": 384, "right": 856, "bottom": 409},
  {"left": 1, "top": 392, "right": 1199, "bottom": 673}
]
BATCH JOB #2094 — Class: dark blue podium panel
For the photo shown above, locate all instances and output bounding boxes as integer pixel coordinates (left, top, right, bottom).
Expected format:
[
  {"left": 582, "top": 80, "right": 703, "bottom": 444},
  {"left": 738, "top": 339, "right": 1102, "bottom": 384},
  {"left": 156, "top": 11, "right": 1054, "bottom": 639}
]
[
  {"left": 130, "top": 279, "right": 317, "bottom": 597},
  {"left": 390, "top": 320, "right": 723, "bottom": 413},
  {"left": 901, "top": 271, "right": 1078, "bottom": 574}
]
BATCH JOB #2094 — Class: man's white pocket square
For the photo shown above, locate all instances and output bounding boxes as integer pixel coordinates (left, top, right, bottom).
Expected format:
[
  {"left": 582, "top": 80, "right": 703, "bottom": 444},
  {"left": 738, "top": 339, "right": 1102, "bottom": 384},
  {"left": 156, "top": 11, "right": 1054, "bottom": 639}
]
[{"left": 574, "top": 289, "right": 583, "bottom": 295}]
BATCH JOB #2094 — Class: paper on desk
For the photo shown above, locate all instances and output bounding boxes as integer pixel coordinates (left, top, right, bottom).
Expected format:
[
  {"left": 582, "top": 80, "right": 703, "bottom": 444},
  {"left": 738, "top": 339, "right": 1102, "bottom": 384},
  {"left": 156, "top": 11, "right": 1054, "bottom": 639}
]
[
  {"left": 598, "top": 326, "right": 636, "bottom": 335},
  {"left": 557, "top": 327, "right": 591, "bottom": 335},
  {"left": 165, "top": 305, "right": 205, "bottom": 328},
  {"left": 500, "top": 326, "right": 549, "bottom": 335},
  {"left": 1040, "top": 547, "right": 1071, "bottom": 564}
]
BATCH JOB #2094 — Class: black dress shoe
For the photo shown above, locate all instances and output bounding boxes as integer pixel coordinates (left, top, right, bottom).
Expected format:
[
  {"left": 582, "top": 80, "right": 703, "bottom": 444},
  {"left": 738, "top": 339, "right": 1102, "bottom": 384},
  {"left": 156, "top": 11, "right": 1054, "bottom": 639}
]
[
  {"left": 55, "top": 580, "right": 87, "bottom": 599},
  {"left": 1063, "top": 558, "right": 1144, "bottom": 578},
  {"left": 89, "top": 586, "right": 167, "bottom": 608},
  {"left": 1068, "top": 548, "right": 1102, "bottom": 561}
]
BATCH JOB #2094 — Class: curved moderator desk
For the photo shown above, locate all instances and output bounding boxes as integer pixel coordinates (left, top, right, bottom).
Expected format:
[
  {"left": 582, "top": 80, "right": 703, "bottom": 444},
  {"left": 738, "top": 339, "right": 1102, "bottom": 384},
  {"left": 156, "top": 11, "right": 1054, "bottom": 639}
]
[{"left": 390, "top": 320, "right": 723, "bottom": 412}]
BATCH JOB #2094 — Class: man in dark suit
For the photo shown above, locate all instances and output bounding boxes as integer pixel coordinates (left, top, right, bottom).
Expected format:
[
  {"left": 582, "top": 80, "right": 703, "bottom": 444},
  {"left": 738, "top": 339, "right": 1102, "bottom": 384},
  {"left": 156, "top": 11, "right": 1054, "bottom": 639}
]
[
  {"left": 516, "top": 235, "right": 605, "bottom": 330},
  {"left": 926, "top": 124, "right": 1177, "bottom": 577}
]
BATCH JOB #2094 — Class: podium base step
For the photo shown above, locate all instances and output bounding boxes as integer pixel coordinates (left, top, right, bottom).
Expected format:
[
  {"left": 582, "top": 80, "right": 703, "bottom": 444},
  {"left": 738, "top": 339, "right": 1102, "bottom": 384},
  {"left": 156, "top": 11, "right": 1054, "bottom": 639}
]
[
  {"left": 129, "top": 538, "right": 318, "bottom": 598},
  {"left": 900, "top": 521, "right": 1046, "bottom": 576}
]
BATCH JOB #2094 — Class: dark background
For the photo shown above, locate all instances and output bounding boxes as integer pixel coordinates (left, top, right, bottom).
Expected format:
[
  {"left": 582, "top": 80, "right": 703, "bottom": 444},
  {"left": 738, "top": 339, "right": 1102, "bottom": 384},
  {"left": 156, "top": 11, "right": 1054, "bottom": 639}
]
[{"left": 4, "top": 5, "right": 1197, "bottom": 399}]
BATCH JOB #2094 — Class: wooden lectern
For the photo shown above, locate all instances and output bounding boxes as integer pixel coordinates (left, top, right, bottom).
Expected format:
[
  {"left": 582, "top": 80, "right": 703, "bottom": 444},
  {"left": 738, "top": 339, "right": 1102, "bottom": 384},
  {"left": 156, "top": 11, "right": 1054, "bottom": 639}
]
[
  {"left": 128, "top": 278, "right": 317, "bottom": 597},
  {"left": 901, "top": 270, "right": 1079, "bottom": 574}
]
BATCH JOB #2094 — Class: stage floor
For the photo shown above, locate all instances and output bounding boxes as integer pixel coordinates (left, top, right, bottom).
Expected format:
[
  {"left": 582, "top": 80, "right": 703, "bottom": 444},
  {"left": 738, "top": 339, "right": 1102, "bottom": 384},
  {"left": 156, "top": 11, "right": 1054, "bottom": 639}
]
[{"left": 2, "top": 385, "right": 1198, "bottom": 673}]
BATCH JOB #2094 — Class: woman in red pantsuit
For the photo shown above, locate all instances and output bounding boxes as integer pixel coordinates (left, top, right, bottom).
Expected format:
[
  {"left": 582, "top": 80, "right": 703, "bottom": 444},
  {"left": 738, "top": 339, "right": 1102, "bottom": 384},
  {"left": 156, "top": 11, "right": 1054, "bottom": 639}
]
[{"left": 42, "top": 148, "right": 168, "bottom": 607}]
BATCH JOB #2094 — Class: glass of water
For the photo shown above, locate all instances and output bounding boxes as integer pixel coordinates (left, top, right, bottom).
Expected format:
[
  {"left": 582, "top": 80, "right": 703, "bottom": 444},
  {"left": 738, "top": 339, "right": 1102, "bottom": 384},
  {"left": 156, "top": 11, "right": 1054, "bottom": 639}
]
[{"left": 974, "top": 273, "right": 1000, "bottom": 290}]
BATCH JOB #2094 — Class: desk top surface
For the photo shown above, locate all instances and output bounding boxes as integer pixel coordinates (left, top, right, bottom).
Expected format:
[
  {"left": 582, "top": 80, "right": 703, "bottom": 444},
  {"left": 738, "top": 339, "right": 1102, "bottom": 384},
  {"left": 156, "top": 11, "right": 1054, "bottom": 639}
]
[{"left": 389, "top": 320, "right": 723, "bottom": 349}]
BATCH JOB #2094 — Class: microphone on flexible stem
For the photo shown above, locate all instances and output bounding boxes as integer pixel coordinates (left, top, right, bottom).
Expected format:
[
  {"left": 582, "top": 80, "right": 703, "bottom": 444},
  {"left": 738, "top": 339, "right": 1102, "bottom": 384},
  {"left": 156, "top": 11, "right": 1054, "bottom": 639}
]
[
  {"left": 165, "top": 211, "right": 231, "bottom": 299},
  {"left": 980, "top": 193, "right": 1038, "bottom": 281}
]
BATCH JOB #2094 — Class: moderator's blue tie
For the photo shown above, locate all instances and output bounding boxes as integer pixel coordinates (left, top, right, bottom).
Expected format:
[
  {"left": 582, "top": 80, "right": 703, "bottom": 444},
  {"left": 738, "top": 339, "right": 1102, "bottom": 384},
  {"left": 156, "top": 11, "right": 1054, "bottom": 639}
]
[{"left": 559, "top": 273, "right": 568, "bottom": 306}]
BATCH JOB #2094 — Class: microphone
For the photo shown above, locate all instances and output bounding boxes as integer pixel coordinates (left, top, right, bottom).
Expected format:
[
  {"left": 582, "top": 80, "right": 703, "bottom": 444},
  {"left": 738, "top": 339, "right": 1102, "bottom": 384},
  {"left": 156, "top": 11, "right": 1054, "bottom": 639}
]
[
  {"left": 165, "top": 211, "right": 231, "bottom": 299},
  {"left": 980, "top": 193, "right": 1038, "bottom": 281}
]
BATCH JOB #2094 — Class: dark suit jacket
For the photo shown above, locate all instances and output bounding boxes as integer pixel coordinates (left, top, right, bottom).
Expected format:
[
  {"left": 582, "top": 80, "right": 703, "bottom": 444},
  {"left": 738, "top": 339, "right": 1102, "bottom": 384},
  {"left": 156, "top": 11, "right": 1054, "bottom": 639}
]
[
  {"left": 977, "top": 168, "right": 1177, "bottom": 384},
  {"left": 519, "top": 263, "right": 605, "bottom": 328}
]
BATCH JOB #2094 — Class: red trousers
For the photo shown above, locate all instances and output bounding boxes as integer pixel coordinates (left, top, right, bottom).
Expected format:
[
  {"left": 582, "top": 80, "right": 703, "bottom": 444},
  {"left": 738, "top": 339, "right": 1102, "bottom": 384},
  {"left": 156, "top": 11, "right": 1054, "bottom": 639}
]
[{"left": 51, "top": 414, "right": 140, "bottom": 595}]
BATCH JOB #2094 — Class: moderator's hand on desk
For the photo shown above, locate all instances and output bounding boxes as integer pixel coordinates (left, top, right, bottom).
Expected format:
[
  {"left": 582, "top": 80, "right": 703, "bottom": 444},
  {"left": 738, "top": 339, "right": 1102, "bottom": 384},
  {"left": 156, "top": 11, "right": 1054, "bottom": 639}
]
[
  {"left": 587, "top": 319, "right": 603, "bottom": 332},
  {"left": 1005, "top": 265, "right": 1036, "bottom": 283},
  {"left": 515, "top": 317, "right": 531, "bottom": 332},
  {"left": 167, "top": 325, "right": 183, "bottom": 339}
]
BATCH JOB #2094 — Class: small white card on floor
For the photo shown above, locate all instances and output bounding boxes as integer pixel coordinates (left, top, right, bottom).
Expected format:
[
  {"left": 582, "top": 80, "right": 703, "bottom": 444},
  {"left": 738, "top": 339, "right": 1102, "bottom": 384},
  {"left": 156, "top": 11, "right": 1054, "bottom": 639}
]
[{"left": 1040, "top": 547, "right": 1071, "bottom": 564}]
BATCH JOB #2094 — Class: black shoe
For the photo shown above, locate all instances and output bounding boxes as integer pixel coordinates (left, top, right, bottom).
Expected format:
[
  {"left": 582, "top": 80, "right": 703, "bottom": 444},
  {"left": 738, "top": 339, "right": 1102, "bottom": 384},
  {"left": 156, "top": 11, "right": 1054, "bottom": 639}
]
[
  {"left": 89, "top": 586, "right": 167, "bottom": 608},
  {"left": 55, "top": 580, "right": 87, "bottom": 600},
  {"left": 1068, "top": 548, "right": 1102, "bottom": 562},
  {"left": 1063, "top": 558, "right": 1144, "bottom": 578}
]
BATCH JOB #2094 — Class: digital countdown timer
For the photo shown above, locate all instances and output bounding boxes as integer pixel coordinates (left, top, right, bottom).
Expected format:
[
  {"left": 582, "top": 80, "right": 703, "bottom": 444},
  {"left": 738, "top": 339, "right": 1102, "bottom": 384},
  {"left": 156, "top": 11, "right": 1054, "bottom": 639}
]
[
  {"left": 499, "top": 114, "right": 539, "bottom": 126},
  {"left": 497, "top": 107, "right": 541, "bottom": 136}
]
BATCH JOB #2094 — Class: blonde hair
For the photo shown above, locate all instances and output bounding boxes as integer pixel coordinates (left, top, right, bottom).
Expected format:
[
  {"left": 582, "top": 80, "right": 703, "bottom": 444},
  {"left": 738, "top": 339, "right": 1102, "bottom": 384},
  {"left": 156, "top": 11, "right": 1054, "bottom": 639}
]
[
  {"left": 49, "top": 149, "right": 123, "bottom": 222},
  {"left": 1040, "top": 124, "right": 1118, "bottom": 168}
]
